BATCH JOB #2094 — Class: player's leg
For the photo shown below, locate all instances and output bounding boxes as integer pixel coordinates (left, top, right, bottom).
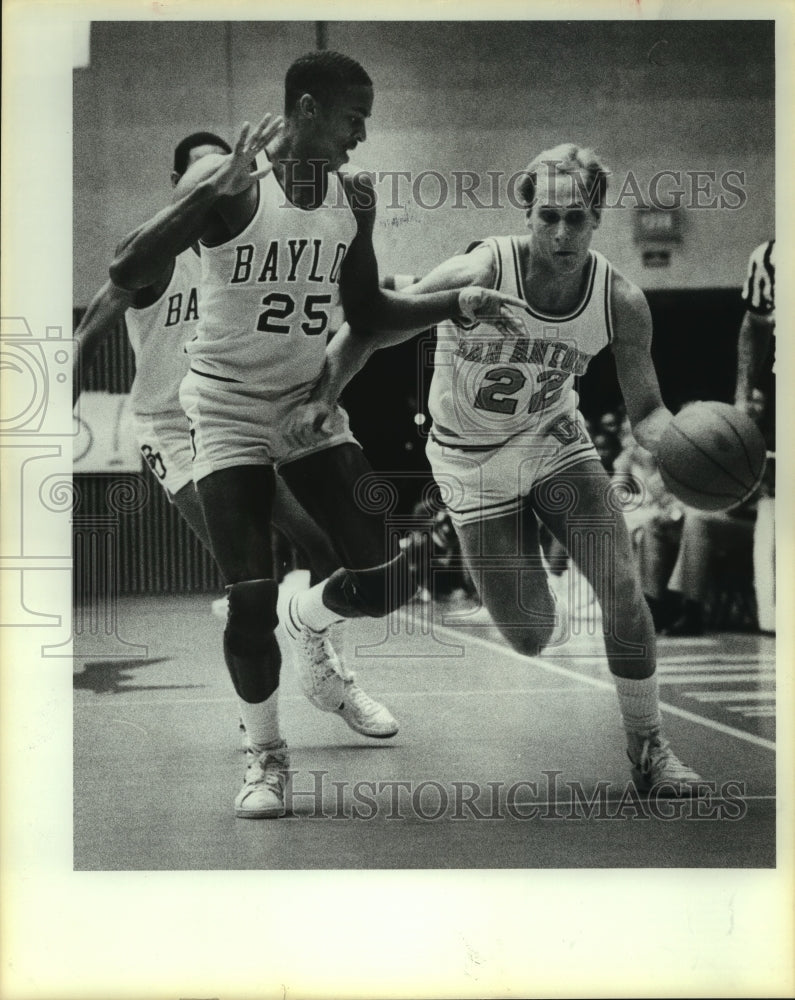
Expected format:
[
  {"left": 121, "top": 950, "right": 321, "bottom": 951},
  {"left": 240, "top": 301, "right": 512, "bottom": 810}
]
[
  {"left": 171, "top": 482, "right": 212, "bottom": 550},
  {"left": 531, "top": 458, "right": 703, "bottom": 796},
  {"left": 271, "top": 474, "right": 340, "bottom": 582},
  {"left": 197, "top": 463, "right": 288, "bottom": 817},
  {"left": 532, "top": 458, "right": 655, "bottom": 677},
  {"left": 280, "top": 442, "right": 424, "bottom": 617},
  {"left": 454, "top": 505, "right": 560, "bottom": 658},
  {"left": 424, "top": 432, "right": 561, "bottom": 649},
  {"left": 276, "top": 442, "right": 419, "bottom": 735}
]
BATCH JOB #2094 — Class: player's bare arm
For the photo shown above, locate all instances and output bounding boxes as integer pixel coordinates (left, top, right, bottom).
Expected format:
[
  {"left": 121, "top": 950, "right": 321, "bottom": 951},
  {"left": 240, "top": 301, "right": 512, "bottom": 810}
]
[
  {"left": 110, "top": 115, "right": 282, "bottom": 291},
  {"left": 322, "top": 245, "right": 500, "bottom": 401},
  {"left": 282, "top": 245, "right": 512, "bottom": 450},
  {"left": 72, "top": 280, "right": 135, "bottom": 406},
  {"left": 735, "top": 309, "right": 774, "bottom": 410},
  {"left": 610, "top": 271, "right": 672, "bottom": 453},
  {"left": 339, "top": 173, "right": 524, "bottom": 334},
  {"left": 74, "top": 229, "right": 184, "bottom": 405}
]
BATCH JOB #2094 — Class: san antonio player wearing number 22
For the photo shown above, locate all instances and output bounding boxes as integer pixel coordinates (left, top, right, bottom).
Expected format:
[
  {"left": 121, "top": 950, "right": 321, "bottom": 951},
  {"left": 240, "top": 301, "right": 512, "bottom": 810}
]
[
  {"left": 110, "top": 51, "right": 526, "bottom": 819},
  {"left": 299, "top": 144, "right": 705, "bottom": 797}
]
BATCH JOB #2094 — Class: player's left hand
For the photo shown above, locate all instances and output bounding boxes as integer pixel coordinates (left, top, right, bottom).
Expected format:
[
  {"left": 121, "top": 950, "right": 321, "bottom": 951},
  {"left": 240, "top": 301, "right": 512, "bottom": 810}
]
[
  {"left": 209, "top": 113, "right": 284, "bottom": 198},
  {"left": 282, "top": 399, "right": 335, "bottom": 450},
  {"left": 458, "top": 286, "right": 528, "bottom": 336}
]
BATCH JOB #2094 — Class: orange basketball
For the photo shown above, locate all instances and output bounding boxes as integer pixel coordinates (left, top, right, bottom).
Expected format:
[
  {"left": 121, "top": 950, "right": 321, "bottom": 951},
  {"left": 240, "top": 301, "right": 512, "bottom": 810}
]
[{"left": 656, "top": 401, "right": 767, "bottom": 511}]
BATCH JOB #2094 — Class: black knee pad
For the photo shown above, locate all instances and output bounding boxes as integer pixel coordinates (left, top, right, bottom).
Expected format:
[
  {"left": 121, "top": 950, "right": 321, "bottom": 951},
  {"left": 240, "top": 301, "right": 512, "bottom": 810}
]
[
  {"left": 225, "top": 578, "right": 279, "bottom": 653},
  {"left": 224, "top": 579, "right": 280, "bottom": 702},
  {"left": 323, "top": 534, "right": 429, "bottom": 618}
]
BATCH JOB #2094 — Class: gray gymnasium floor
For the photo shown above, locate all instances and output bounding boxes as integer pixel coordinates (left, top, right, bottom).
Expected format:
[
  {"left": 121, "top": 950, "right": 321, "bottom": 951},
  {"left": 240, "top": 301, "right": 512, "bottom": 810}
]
[{"left": 73, "top": 583, "right": 775, "bottom": 871}]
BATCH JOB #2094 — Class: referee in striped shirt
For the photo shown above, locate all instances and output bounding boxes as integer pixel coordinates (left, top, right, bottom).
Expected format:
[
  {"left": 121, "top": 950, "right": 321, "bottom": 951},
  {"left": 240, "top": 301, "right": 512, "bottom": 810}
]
[{"left": 735, "top": 239, "right": 776, "bottom": 634}]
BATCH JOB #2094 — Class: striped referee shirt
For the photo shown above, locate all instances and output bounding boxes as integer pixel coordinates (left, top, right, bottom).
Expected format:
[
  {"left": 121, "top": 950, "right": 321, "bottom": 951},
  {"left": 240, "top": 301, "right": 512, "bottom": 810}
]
[{"left": 741, "top": 239, "right": 775, "bottom": 319}]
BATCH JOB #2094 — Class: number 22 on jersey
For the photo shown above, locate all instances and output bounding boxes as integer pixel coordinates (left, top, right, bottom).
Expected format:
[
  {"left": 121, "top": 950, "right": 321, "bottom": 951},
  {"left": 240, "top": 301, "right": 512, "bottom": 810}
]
[{"left": 473, "top": 365, "right": 568, "bottom": 416}]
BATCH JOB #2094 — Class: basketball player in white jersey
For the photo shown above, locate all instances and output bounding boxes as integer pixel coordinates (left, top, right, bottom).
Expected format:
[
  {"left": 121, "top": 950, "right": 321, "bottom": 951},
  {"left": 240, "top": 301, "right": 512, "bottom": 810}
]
[
  {"left": 74, "top": 129, "right": 400, "bottom": 747},
  {"left": 73, "top": 132, "right": 232, "bottom": 544},
  {"left": 300, "top": 144, "right": 704, "bottom": 797},
  {"left": 109, "top": 52, "right": 525, "bottom": 818}
]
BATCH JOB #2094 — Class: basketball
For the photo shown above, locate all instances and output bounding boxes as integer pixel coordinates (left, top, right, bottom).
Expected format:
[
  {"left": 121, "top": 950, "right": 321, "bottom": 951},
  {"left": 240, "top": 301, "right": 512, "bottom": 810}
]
[{"left": 656, "top": 401, "right": 767, "bottom": 511}]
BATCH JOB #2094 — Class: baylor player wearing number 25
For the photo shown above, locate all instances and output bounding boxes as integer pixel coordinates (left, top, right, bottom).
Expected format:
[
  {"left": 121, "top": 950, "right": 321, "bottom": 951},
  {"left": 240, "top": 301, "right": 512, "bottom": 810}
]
[
  {"left": 74, "top": 131, "right": 398, "bottom": 746},
  {"left": 110, "top": 51, "right": 525, "bottom": 820},
  {"left": 312, "top": 144, "right": 705, "bottom": 798}
]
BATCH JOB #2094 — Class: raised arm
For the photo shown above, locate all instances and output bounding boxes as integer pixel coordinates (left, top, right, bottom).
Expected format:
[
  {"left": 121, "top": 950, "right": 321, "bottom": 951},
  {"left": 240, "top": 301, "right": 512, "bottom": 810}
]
[
  {"left": 109, "top": 115, "right": 282, "bottom": 291},
  {"left": 323, "top": 246, "right": 498, "bottom": 401},
  {"left": 283, "top": 244, "right": 505, "bottom": 448},
  {"left": 610, "top": 272, "right": 671, "bottom": 454},
  {"left": 339, "top": 173, "right": 523, "bottom": 334}
]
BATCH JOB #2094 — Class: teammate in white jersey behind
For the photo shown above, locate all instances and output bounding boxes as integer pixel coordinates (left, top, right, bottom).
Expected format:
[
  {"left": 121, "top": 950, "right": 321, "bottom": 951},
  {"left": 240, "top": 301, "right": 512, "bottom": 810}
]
[
  {"left": 74, "top": 129, "right": 400, "bottom": 746},
  {"left": 300, "top": 144, "right": 705, "bottom": 797},
  {"left": 74, "top": 132, "right": 232, "bottom": 543},
  {"left": 110, "top": 51, "right": 525, "bottom": 819}
]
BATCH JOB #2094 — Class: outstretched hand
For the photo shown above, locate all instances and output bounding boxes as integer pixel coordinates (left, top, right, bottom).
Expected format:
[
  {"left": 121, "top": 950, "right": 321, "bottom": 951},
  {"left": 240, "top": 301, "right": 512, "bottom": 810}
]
[
  {"left": 209, "top": 113, "right": 284, "bottom": 198},
  {"left": 458, "top": 286, "right": 528, "bottom": 336}
]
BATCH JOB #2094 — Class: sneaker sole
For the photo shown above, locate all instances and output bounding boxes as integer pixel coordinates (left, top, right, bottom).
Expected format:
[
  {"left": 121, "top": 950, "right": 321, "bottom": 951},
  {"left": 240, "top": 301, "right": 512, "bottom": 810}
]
[
  {"left": 343, "top": 726, "right": 399, "bottom": 739},
  {"left": 234, "top": 806, "right": 286, "bottom": 819},
  {"left": 631, "top": 767, "right": 704, "bottom": 798},
  {"left": 334, "top": 710, "right": 399, "bottom": 738}
]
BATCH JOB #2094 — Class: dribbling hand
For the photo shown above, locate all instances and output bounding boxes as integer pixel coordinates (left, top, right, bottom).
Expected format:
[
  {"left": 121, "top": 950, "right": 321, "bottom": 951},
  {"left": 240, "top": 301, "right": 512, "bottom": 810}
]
[
  {"left": 209, "top": 114, "right": 284, "bottom": 198},
  {"left": 457, "top": 287, "right": 528, "bottom": 336}
]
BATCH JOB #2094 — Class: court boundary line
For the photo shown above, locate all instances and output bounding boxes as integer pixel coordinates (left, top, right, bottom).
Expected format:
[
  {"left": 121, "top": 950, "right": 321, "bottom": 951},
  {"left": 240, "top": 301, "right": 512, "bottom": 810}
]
[{"left": 422, "top": 615, "right": 776, "bottom": 752}]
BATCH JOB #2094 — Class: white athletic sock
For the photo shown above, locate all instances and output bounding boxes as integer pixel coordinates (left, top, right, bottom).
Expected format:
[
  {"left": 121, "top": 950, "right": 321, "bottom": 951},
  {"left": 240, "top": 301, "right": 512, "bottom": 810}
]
[
  {"left": 329, "top": 619, "right": 353, "bottom": 681},
  {"left": 238, "top": 691, "right": 281, "bottom": 752},
  {"left": 613, "top": 673, "right": 662, "bottom": 741},
  {"left": 293, "top": 581, "right": 345, "bottom": 632}
]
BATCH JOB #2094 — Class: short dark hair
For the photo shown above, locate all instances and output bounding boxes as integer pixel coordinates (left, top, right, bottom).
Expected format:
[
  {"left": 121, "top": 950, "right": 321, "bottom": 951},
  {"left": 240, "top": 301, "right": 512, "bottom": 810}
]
[
  {"left": 518, "top": 143, "right": 609, "bottom": 217},
  {"left": 284, "top": 51, "right": 372, "bottom": 114},
  {"left": 173, "top": 131, "right": 231, "bottom": 177}
]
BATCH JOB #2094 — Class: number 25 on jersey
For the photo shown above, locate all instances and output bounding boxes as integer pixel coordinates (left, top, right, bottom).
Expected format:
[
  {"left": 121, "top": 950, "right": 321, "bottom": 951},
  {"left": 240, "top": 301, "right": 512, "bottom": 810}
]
[{"left": 257, "top": 292, "right": 332, "bottom": 337}]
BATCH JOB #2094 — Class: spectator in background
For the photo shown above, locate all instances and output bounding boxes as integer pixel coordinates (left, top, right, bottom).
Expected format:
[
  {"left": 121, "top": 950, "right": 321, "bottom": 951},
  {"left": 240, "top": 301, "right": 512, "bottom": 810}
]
[
  {"left": 664, "top": 500, "right": 756, "bottom": 636},
  {"left": 598, "top": 409, "right": 622, "bottom": 440},
  {"left": 410, "top": 499, "right": 476, "bottom": 604},
  {"left": 592, "top": 428, "right": 622, "bottom": 476},
  {"left": 614, "top": 431, "right": 685, "bottom": 632}
]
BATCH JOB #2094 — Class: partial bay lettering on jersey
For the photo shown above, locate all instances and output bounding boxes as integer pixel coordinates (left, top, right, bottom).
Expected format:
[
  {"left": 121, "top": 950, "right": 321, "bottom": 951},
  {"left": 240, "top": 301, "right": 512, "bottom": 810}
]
[
  {"left": 164, "top": 286, "right": 199, "bottom": 326},
  {"left": 126, "top": 250, "right": 202, "bottom": 416}
]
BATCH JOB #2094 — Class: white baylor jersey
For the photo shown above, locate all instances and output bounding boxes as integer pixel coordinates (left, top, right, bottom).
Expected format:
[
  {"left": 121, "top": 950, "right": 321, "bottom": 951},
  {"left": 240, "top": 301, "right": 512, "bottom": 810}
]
[
  {"left": 125, "top": 249, "right": 201, "bottom": 416},
  {"left": 186, "top": 170, "right": 357, "bottom": 388},
  {"left": 428, "top": 237, "right": 615, "bottom": 448}
]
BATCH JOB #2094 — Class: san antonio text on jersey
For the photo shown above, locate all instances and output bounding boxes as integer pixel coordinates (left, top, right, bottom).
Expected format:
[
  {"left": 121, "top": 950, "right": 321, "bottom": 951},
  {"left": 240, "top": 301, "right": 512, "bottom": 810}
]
[{"left": 429, "top": 236, "right": 615, "bottom": 448}]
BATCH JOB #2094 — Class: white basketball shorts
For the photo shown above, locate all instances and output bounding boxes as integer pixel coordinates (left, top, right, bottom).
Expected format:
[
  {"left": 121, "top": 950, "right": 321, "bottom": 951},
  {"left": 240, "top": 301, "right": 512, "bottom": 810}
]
[
  {"left": 179, "top": 367, "right": 359, "bottom": 483},
  {"left": 131, "top": 409, "right": 194, "bottom": 497},
  {"left": 426, "top": 411, "right": 598, "bottom": 527}
]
